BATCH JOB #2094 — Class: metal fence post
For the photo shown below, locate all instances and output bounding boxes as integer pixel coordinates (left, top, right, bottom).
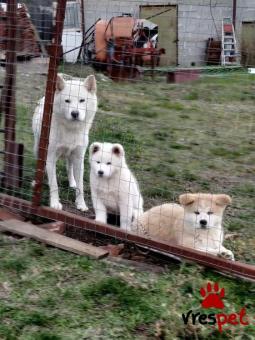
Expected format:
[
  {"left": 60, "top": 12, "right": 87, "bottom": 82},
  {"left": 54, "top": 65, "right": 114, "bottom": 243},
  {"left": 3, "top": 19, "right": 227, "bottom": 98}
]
[
  {"left": 32, "top": 0, "right": 67, "bottom": 206},
  {"left": 1, "top": 0, "right": 24, "bottom": 188}
]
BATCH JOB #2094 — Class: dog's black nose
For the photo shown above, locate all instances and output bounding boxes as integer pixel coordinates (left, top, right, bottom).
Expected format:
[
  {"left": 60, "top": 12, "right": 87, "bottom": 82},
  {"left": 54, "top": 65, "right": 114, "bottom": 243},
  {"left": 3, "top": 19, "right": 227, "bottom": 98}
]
[
  {"left": 200, "top": 219, "right": 207, "bottom": 227},
  {"left": 71, "top": 110, "right": 79, "bottom": 119},
  {"left": 98, "top": 170, "right": 104, "bottom": 176}
]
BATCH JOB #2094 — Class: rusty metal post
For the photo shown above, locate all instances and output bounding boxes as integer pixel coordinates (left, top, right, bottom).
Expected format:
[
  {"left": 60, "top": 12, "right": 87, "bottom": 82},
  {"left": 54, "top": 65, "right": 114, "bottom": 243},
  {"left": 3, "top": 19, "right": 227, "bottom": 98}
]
[
  {"left": 4, "top": 0, "right": 16, "bottom": 143},
  {"left": 32, "top": 0, "right": 67, "bottom": 206}
]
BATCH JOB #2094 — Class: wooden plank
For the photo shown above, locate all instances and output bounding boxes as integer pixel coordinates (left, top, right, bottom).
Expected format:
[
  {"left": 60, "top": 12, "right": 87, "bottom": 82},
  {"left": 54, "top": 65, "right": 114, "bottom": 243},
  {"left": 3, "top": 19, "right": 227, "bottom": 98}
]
[
  {"left": 0, "top": 207, "right": 25, "bottom": 221},
  {"left": 38, "top": 221, "right": 65, "bottom": 234},
  {"left": 0, "top": 219, "right": 108, "bottom": 259}
]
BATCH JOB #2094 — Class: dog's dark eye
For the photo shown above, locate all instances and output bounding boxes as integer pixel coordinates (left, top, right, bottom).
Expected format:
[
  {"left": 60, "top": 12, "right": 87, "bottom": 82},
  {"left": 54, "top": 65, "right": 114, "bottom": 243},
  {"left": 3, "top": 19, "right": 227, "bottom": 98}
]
[
  {"left": 65, "top": 99, "right": 71, "bottom": 103},
  {"left": 107, "top": 162, "right": 111, "bottom": 165},
  {"left": 194, "top": 211, "right": 200, "bottom": 215},
  {"left": 208, "top": 211, "right": 213, "bottom": 215},
  {"left": 96, "top": 161, "right": 100, "bottom": 164},
  {"left": 79, "top": 99, "right": 85, "bottom": 103}
]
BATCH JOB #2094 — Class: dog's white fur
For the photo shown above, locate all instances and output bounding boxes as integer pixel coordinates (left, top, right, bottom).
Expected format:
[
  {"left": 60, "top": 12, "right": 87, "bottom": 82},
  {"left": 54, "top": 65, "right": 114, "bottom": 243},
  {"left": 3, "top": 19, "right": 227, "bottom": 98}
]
[
  {"left": 89, "top": 142, "right": 143, "bottom": 230},
  {"left": 32, "top": 74, "right": 97, "bottom": 211},
  {"left": 134, "top": 193, "right": 234, "bottom": 260}
]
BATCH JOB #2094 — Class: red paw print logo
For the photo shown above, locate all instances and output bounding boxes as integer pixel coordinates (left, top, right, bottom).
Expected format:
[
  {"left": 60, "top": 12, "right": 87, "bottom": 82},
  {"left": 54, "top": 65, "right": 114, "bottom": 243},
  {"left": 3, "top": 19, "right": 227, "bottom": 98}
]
[{"left": 200, "top": 282, "right": 225, "bottom": 309}]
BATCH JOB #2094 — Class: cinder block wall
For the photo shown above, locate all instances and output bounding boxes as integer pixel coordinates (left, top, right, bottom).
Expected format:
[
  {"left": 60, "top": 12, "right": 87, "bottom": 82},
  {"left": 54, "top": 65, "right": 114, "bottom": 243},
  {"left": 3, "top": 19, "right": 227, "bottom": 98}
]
[
  {"left": 84, "top": 0, "right": 255, "bottom": 66},
  {"left": 178, "top": 1, "right": 231, "bottom": 66}
]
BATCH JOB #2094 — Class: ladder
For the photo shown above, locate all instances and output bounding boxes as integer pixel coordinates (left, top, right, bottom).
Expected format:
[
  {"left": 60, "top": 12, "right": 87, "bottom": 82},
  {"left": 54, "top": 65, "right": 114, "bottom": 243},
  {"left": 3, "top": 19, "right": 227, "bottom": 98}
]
[{"left": 221, "top": 18, "right": 238, "bottom": 66}]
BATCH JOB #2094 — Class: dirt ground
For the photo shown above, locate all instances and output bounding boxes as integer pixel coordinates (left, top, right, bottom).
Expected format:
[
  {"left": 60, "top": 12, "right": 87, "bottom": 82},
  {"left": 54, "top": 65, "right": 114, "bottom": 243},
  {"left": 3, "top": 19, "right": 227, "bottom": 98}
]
[{"left": 8, "top": 57, "right": 48, "bottom": 102}]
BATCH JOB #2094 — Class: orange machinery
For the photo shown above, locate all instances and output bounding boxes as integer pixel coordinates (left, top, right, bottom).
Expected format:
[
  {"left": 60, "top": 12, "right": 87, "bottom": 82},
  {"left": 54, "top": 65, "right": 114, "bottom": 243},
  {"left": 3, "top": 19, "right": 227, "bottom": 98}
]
[{"left": 93, "top": 16, "right": 165, "bottom": 79}]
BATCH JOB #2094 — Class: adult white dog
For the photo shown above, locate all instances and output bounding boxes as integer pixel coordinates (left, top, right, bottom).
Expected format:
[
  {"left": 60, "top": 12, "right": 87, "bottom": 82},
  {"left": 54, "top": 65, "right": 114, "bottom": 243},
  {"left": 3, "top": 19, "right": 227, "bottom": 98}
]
[
  {"left": 32, "top": 74, "right": 97, "bottom": 211},
  {"left": 89, "top": 142, "right": 144, "bottom": 230}
]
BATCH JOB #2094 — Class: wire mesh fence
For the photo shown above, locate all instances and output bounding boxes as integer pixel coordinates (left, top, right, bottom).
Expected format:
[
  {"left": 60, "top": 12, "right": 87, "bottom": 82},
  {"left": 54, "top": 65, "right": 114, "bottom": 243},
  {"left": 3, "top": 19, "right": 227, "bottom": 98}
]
[{"left": 0, "top": 0, "right": 254, "bottom": 278}]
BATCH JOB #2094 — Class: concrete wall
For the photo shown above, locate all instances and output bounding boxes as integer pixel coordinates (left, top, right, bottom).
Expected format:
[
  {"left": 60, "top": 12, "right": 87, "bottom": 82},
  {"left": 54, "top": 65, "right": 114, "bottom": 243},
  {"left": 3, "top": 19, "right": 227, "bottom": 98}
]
[{"left": 84, "top": 0, "right": 255, "bottom": 66}]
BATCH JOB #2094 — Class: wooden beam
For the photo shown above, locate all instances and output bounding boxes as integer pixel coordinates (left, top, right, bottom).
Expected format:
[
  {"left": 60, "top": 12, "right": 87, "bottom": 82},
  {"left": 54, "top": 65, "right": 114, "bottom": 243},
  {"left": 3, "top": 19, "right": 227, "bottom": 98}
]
[{"left": 0, "top": 219, "right": 108, "bottom": 259}]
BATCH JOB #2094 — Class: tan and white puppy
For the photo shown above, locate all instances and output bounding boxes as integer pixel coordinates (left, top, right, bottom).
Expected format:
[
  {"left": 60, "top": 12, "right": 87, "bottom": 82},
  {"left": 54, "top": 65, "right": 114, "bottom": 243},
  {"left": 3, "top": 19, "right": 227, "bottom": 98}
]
[
  {"left": 33, "top": 74, "right": 97, "bottom": 211},
  {"left": 134, "top": 193, "right": 234, "bottom": 260},
  {"left": 89, "top": 142, "right": 143, "bottom": 230}
]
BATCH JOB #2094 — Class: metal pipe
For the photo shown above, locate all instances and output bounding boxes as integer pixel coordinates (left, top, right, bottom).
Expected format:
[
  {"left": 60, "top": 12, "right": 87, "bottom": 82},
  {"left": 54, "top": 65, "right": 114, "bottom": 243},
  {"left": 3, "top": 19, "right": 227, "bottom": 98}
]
[
  {"left": 233, "top": 0, "right": 237, "bottom": 28},
  {"left": 32, "top": 0, "right": 67, "bottom": 206},
  {"left": 80, "top": 0, "right": 85, "bottom": 61}
]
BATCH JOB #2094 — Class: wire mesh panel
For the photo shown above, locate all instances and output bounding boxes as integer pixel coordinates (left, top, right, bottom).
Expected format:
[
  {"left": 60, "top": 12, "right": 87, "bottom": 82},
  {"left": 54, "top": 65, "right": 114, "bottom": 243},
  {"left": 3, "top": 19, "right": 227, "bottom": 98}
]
[{"left": 0, "top": 0, "right": 254, "bottom": 278}]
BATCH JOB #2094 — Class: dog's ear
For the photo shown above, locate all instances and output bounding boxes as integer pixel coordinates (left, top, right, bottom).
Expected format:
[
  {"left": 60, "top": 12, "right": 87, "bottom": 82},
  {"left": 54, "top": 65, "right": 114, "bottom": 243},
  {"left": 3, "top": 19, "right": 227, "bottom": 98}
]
[
  {"left": 56, "top": 74, "right": 65, "bottom": 91},
  {"left": 89, "top": 142, "right": 100, "bottom": 155},
  {"left": 84, "top": 75, "right": 97, "bottom": 93},
  {"left": 214, "top": 194, "right": 232, "bottom": 207},
  {"left": 112, "top": 144, "right": 124, "bottom": 157},
  {"left": 179, "top": 193, "right": 196, "bottom": 206}
]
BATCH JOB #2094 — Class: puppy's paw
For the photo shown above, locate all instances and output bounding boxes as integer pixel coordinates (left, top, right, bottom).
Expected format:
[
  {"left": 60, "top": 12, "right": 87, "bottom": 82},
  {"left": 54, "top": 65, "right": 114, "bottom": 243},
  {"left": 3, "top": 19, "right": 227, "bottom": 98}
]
[
  {"left": 219, "top": 249, "right": 235, "bottom": 261},
  {"left": 50, "top": 200, "right": 63, "bottom": 210},
  {"left": 76, "top": 200, "right": 88, "bottom": 212},
  {"left": 95, "top": 217, "right": 107, "bottom": 224}
]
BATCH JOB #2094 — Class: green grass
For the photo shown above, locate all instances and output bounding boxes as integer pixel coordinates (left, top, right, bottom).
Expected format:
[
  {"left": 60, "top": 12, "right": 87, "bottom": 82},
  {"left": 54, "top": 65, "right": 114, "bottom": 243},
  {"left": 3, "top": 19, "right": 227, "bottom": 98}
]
[
  {"left": 0, "top": 234, "right": 254, "bottom": 339},
  {"left": 184, "top": 90, "right": 199, "bottom": 100},
  {"left": 0, "top": 66, "right": 254, "bottom": 338}
]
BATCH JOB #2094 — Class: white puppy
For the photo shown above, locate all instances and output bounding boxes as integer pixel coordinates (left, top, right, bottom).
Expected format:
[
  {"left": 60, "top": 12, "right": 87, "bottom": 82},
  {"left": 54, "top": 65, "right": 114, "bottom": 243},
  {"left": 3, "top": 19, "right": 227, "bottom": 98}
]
[
  {"left": 134, "top": 193, "right": 234, "bottom": 260},
  {"left": 89, "top": 142, "right": 143, "bottom": 230},
  {"left": 32, "top": 74, "right": 97, "bottom": 211}
]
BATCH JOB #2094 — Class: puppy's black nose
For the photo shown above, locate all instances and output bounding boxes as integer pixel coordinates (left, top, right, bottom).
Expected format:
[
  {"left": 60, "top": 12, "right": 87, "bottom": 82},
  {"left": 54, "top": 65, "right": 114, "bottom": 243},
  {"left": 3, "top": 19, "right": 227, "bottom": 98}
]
[
  {"left": 98, "top": 170, "right": 104, "bottom": 176},
  {"left": 200, "top": 219, "right": 207, "bottom": 228},
  {"left": 71, "top": 110, "right": 79, "bottom": 119}
]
